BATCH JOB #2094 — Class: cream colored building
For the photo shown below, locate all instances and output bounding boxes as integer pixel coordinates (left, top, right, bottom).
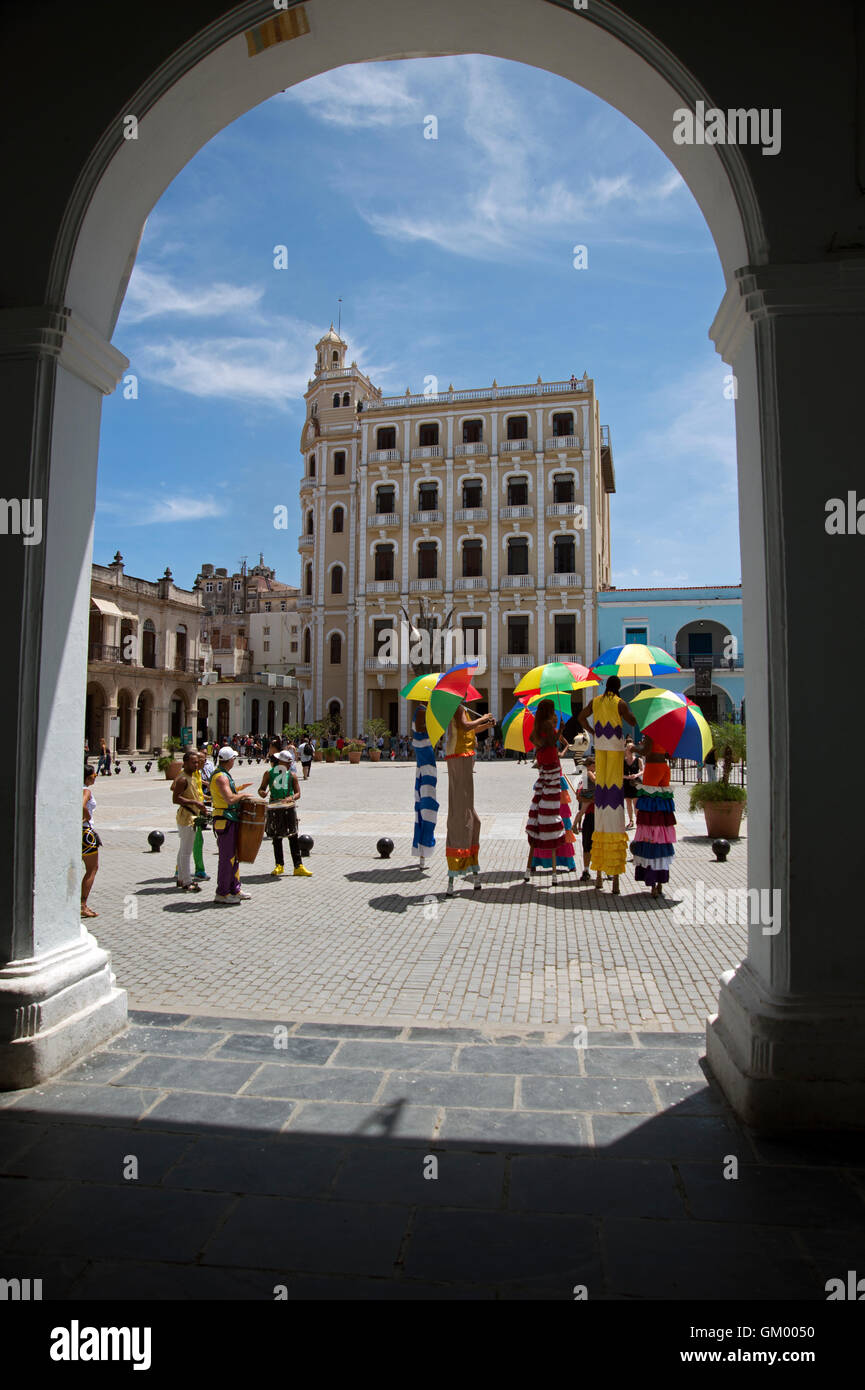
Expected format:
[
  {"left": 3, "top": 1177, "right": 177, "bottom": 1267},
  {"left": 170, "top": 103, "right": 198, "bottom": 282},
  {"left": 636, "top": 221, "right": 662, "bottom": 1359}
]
[
  {"left": 297, "top": 328, "right": 615, "bottom": 733},
  {"left": 87, "top": 553, "right": 203, "bottom": 754}
]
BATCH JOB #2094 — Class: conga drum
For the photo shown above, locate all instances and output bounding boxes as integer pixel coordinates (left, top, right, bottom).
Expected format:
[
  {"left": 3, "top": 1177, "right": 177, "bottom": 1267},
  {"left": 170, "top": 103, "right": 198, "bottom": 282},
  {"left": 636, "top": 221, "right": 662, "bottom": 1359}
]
[{"left": 236, "top": 797, "right": 266, "bottom": 863}]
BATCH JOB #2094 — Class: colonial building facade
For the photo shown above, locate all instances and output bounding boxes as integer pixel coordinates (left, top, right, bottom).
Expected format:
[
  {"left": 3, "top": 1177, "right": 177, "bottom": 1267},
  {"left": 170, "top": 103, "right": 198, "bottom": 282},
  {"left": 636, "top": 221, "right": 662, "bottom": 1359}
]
[
  {"left": 297, "top": 328, "right": 615, "bottom": 732},
  {"left": 87, "top": 553, "right": 203, "bottom": 755}
]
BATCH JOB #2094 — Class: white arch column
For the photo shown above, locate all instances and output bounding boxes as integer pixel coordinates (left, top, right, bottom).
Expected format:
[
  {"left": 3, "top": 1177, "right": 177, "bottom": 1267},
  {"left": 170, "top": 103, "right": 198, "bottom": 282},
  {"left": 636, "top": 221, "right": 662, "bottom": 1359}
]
[{"left": 0, "top": 307, "right": 128, "bottom": 1087}]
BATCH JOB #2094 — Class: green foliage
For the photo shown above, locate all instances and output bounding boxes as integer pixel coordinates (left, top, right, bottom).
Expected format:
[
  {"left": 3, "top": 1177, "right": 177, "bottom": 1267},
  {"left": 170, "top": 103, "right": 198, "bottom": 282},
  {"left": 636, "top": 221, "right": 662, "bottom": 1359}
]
[
  {"left": 157, "top": 755, "right": 173, "bottom": 773},
  {"left": 364, "top": 717, "right": 390, "bottom": 740},
  {"left": 708, "top": 719, "right": 747, "bottom": 787},
  {"left": 689, "top": 780, "right": 747, "bottom": 812},
  {"left": 163, "top": 736, "right": 182, "bottom": 752},
  {"left": 281, "top": 723, "right": 305, "bottom": 744}
]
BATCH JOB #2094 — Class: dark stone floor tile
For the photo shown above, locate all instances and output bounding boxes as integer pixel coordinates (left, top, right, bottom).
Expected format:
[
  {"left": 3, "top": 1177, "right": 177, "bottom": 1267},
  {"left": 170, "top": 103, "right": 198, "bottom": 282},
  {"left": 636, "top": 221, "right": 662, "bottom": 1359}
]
[
  {"left": 747, "top": 1132, "right": 865, "bottom": 1169},
  {"left": 457, "top": 1045, "right": 582, "bottom": 1076},
  {"left": 162, "top": 1136, "right": 343, "bottom": 1198},
  {"left": 6, "top": 1084, "right": 157, "bottom": 1126},
  {"left": 0, "top": 1121, "right": 46, "bottom": 1171},
  {"left": 408, "top": 1027, "right": 488, "bottom": 1043},
  {"left": 520, "top": 1076, "right": 655, "bottom": 1114},
  {"left": 212, "top": 1034, "right": 338, "bottom": 1066},
  {"left": 333, "top": 1147, "right": 506, "bottom": 1208},
  {"left": 585, "top": 1047, "right": 703, "bottom": 1079},
  {"left": 0, "top": 1176, "right": 64, "bottom": 1242},
  {"left": 8, "top": 1184, "right": 232, "bottom": 1262},
  {"left": 182, "top": 1015, "right": 291, "bottom": 1034},
  {"left": 552, "top": 1031, "right": 635, "bottom": 1048},
  {"left": 0, "top": 1255, "right": 88, "bottom": 1300},
  {"left": 128, "top": 1011, "right": 191, "bottom": 1027},
  {"left": 330, "top": 1040, "right": 457, "bottom": 1071},
  {"left": 114, "top": 1056, "right": 259, "bottom": 1095},
  {"left": 68, "top": 1260, "right": 282, "bottom": 1301},
  {"left": 508, "top": 1155, "right": 684, "bottom": 1219},
  {"left": 678, "top": 1162, "right": 865, "bottom": 1228},
  {"left": 2, "top": 1124, "right": 191, "bottom": 1184},
  {"left": 58, "top": 1051, "right": 140, "bottom": 1085},
  {"left": 484, "top": 1032, "right": 550, "bottom": 1045},
  {"left": 202, "top": 1194, "right": 408, "bottom": 1277},
  {"left": 438, "top": 1109, "right": 587, "bottom": 1150},
  {"left": 654, "top": 1079, "right": 726, "bottom": 1115},
  {"left": 245, "top": 1065, "right": 383, "bottom": 1103},
  {"left": 286, "top": 1102, "right": 439, "bottom": 1141},
  {"left": 636, "top": 1032, "right": 705, "bottom": 1048},
  {"left": 141, "top": 1092, "right": 295, "bottom": 1135},
  {"left": 404, "top": 1209, "right": 600, "bottom": 1288},
  {"left": 295, "top": 1022, "right": 403, "bottom": 1039},
  {"left": 793, "top": 1228, "right": 865, "bottom": 1287},
  {"left": 105, "top": 1026, "right": 223, "bottom": 1058},
  {"left": 593, "top": 1112, "right": 742, "bottom": 1161},
  {"left": 378, "top": 1072, "right": 515, "bottom": 1110},
  {"left": 603, "top": 1217, "right": 819, "bottom": 1299}
]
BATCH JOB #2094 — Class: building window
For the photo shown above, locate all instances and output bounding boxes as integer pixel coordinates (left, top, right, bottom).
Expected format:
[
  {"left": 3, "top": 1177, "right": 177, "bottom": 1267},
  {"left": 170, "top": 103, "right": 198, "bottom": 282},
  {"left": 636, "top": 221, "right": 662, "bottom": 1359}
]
[
  {"left": 205, "top": 581, "right": 213, "bottom": 593},
  {"left": 554, "top": 614, "right": 576, "bottom": 652},
  {"left": 330, "top": 633, "right": 342, "bottom": 663},
  {"left": 331, "top": 566, "right": 344, "bottom": 595},
  {"left": 507, "top": 537, "right": 529, "bottom": 576},
  {"left": 306, "top": 511, "right": 314, "bottom": 535},
  {"left": 373, "top": 618, "right": 392, "bottom": 655},
  {"left": 507, "top": 476, "right": 528, "bottom": 506},
  {"left": 331, "top": 350, "right": 339, "bottom": 365},
  {"left": 217, "top": 582, "right": 223, "bottom": 592},
  {"left": 332, "top": 393, "right": 340, "bottom": 408},
  {"left": 374, "top": 545, "right": 394, "bottom": 582},
  {"left": 264, "top": 601, "right": 271, "bottom": 612},
  {"left": 462, "top": 419, "right": 483, "bottom": 444},
  {"left": 280, "top": 602, "right": 286, "bottom": 611},
  {"left": 263, "top": 626, "right": 270, "bottom": 635},
  {"left": 418, "top": 482, "right": 438, "bottom": 511},
  {"left": 507, "top": 415, "right": 528, "bottom": 441},
  {"left": 263, "top": 641, "right": 270, "bottom": 652},
  {"left": 375, "top": 485, "right": 395, "bottom": 514},
  {"left": 233, "top": 580, "right": 241, "bottom": 591},
  {"left": 552, "top": 411, "right": 574, "bottom": 437},
  {"left": 554, "top": 536, "right": 575, "bottom": 572},
  {"left": 462, "top": 615, "right": 483, "bottom": 659},
  {"left": 418, "top": 422, "right": 439, "bottom": 447},
  {"left": 334, "top": 451, "right": 346, "bottom": 475},
  {"left": 462, "top": 539, "right": 483, "bottom": 578},
  {"left": 625, "top": 626, "right": 647, "bottom": 646},
  {"left": 553, "top": 473, "right": 575, "bottom": 504},
  {"left": 507, "top": 616, "right": 530, "bottom": 654},
  {"left": 290, "top": 642, "right": 298, "bottom": 653},
  {"left": 462, "top": 479, "right": 483, "bottom": 508},
  {"left": 333, "top": 506, "right": 344, "bottom": 533},
  {"left": 303, "top": 629, "right": 311, "bottom": 663},
  {"left": 142, "top": 619, "right": 157, "bottom": 669},
  {"left": 417, "top": 541, "right": 438, "bottom": 580},
  {"left": 309, "top": 455, "right": 316, "bottom": 477},
  {"left": 376, "top": 426, "right": 396, "bottom": 451},
  {"left": 305, "top": 566, "right": 312, "bottom": 597},
  {"left": 342, "top": 392, "right": 350, "bottom": 407}
]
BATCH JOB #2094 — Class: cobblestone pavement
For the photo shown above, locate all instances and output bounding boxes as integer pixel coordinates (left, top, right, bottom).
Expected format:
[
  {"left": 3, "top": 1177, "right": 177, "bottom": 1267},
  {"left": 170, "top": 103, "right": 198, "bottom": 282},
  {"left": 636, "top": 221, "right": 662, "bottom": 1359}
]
[
  {"left": 84, "top": 761, "right": 747, "bottom": 1031},
  {"left": 2, "top": 1011, "right": 862, "bottom": 1300}
]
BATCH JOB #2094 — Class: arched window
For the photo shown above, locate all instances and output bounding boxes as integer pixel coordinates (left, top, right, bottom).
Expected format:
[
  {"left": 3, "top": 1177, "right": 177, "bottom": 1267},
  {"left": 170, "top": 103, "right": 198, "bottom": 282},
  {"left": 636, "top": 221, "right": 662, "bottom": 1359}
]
[
  {"left": 332, "top": 393, "right": 340, "bottom": 408},
  {"left": 462, "top": 538, "right": 483, "bottom": 578},
  {"left": 507, "top": 536, "right": 529, "bottom": 576},
  {"left": 332, "top": 506, "right": 344, "bottom": 534},
  {"left": 331, "top": 565, "right": 344, "bottom": 594},
  {"left": 418, "top": 541, "right": 438, "bottom": 579},
  {"left": 306, "top": 511, "right": 314, "bottom": 535},
  {"left": 304, "top": 565, "right": 312, "bottom": 597},
  {"left": 374, "top": 544, "right": 394, "bottom": 582},
  {"left": 334, "top": 451, "right": 346, "bottom": 475},
  {"left": 375, "top": 484, "right": 395, "bottom": 515},
  {"left": 174, "top": 624, "right": 187, "bottom": 670},
  {"left": 552, "top": 411, "right": 574, "bottom": 437},
  {"left": 418, "top": 422, "right": 439, "bottom": 447},
  {"left": 418, "top": 481, "right": 438, "bottom": 511},
  {"left": 507, "top": 475, "right": 529, "bottom": 506},
  {"left": 553, "top": 473, "right": 575, "bottom": 504},
  {"left": 303, "top": 629, "right": 311, "bottom": 663},
  {"left": 507, "top": 415, "right": 528, "bottom": 441},
  {"left": 462, "top": 478, "right": 483, "bottom": 508},
  {"left": 331, "top": 350, "right": 339, "bottom": 365},
  {"left": 376, "top": 426, "right": 396, "bottom": 450},
  {"left": 342, "top": 392, "right": 350, "bottom": 407},
  {"left": 462, "top": 419, "right": 483, "bottom": 444},
  {"left": 308, "top": 455, "right": 316, "bottom": 477},
  {"left": 250, "top": 698, "right": 260, "bottom": 734},
  {"left": 330, "top": 633, "right": 342, "bottom": 663},
  {"left": 553, "top": 535, "right": 576, "bottom": 572},
  {"left": 142, "top": 619, "right": 156, "bottom": 668}
]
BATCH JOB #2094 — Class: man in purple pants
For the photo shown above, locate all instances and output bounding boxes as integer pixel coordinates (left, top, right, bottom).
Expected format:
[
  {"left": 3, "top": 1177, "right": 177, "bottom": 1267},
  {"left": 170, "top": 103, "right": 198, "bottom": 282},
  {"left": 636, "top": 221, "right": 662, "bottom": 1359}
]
[{"left": 210, "top": 746, "right": 253, "bottom": 905}]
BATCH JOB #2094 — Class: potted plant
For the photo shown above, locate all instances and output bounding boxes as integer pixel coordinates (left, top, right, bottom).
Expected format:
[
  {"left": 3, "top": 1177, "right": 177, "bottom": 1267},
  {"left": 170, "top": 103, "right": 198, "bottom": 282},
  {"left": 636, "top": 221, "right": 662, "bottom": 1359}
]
[
  {"left": 306, "top": 720, "right": 327, "bottom": 761},
  {"left": 689, "top": 719, "right": 747, "bottom": 838},
  {"left": 345, "top": 739, "right": 364, "bottom": 765},
  {"left": 365, "top": 717, "right": 389, "bottom": 762},
  {"left": 160, "top": 735, "right": 183, "bottom": 781}
]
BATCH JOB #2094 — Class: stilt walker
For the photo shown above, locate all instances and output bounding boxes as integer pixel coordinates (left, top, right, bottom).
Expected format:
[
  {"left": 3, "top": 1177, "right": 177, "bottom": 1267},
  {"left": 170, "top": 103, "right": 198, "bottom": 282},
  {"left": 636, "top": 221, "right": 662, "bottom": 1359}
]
[
  {"left": 444, "top": 701, "right": 494, "bottom": 894},
  {"left": 577, "top": 676, "right": 637, "bottom": 894},
  {"left": 411, "top": 703, "right": 438, "bottom": 869}
]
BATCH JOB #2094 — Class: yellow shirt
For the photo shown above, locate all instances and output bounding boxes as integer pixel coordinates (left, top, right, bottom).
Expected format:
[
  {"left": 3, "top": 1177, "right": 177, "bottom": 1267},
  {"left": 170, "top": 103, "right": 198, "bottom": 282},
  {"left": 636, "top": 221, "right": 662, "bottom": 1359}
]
[
  {"left": 175, "top": 769, "right": 200, "bottom": 828},
  {"left": 446, "top": 715, "right": 475, "bottom": 758}
]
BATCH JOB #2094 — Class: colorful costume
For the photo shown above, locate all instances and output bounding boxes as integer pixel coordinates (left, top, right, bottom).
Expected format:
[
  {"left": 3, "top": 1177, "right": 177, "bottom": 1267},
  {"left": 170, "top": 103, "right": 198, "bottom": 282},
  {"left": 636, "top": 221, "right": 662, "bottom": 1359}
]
[
  {"left": 527, "top": 745, "right": 576, "bottom": 872},
  {"left": 265, "top": 763, "right": 303, "bottom": 871},
  {"left": 445, "top": 717, "right": 481, "bottom": 882},
  {"left": 210, "top": 766, "right": 242, "bottom": 898},
  {"left": 631, "top": 741, "right": 676, "bottom": 886},
  {"left": 589, "top": 692, "right": 629, "bottom": 876},
  {"left": 412, "top": 731, "right": 439, "bottom": 859}
]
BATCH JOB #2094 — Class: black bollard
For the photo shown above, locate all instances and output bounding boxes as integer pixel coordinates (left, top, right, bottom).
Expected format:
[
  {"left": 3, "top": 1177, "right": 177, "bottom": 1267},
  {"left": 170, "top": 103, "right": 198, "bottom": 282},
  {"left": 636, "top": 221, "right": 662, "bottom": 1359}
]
[
  {"left": 147, "top": 830, "right": 165, "bottom": 853},
  {"left": 376, "top": 837, "right": 394, "bottom": 859},
  {"left": 712, "top": 838, "right": 731, "bottom": 863},
  {"left": 298, "top": 834, "right": 314, "bottom": 858}
]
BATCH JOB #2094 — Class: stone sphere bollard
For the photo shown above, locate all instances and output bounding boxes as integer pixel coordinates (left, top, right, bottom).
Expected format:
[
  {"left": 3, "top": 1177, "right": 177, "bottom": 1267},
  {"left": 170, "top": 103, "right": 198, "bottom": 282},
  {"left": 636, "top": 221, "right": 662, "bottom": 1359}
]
[
  {"left": 297, "top": 834, "right": 314, "bottom": 858},
  {"left": 712, "top": 838, "right": 731, "bottom": 862},
  {"left": 144, "top": 761, "right": 153, "bottom": 772},
  {"left": 147, "top": 830, "right": 165, "bottom": 853},
  {"left": 377, "top": 837, "right": 394, "bottom": 858}
]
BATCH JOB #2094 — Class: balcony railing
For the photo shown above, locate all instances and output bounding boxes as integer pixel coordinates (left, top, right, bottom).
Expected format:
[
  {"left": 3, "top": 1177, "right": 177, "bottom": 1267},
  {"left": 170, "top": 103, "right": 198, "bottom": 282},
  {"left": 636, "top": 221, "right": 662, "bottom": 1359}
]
[
  {"left": 455, "top": 576, "right": 488, "bottom": 590},
  {"left": 411, "top": 446, "right": 444, "bottom": 459},
  {"left": 410, "top": 509, "right": 443, "bottom": 525},
  {"left": 501, "top": 504, "right": 533, "bottom": 520},
  {"left": 293, "top": 662, "right": 312, "bottom": 677},
  {"left": 675, "top": 650, "right": 744, "bottom": 669},
  {"left": 298, "top": 534, "right": 314, "bottom": 548},
  {"left": 455, "top": 507, "right": 488, "bottom": 522},
  {"left": 410, "top": 578, "right": 443, "bottom": 592},
  {"left": 455, "top": 441, "right": 488, "bottom": 456},
  {"left": 545, "top": 435, "right": 581, "bottom": 450},
  {"left": 501, "top": 574, "right": 535, "bottom": 588},
  {"left": 174, "top": 658, "right": 205, "bottom": 674},
  {"left": 368, "top": 512, "right": 400, "bottom": 527},
  {"left": 601, "top": 425, "right": 611, "bottom": 449},
  {"left": 547, "top": 501, "right": 582, "bottom": 517},
  {"left": 89, "top": 643, "right": 121, "bottom": 663},
  {"left": 501, "top": 653, "right": 534, "bottom": 669},
  {"left": 300, "top": 475, "right": 316, "bottom": 490},
  {"left": 363, "top": 377, "right": 590, "bottom": 409},
  {"left": 500, "top": 439, "right": 534, "bottom": 452},
  {"left": 297, "top": 595, "right": 313, "bottom": 608},
  {"left": 546, "top": 573, "right": 581, "bottom": 588},
  {"left": 365, "top": 656, "right": 399, "bottom": 671},
  {"left": 368, "top": 449, "right": 401, "bottom": 463},
  {"left": 368, "top": 579, "right": 399, "bottom": 593},
  {"left": 551, "top": 652, "right": 581, "bottom": 665}
]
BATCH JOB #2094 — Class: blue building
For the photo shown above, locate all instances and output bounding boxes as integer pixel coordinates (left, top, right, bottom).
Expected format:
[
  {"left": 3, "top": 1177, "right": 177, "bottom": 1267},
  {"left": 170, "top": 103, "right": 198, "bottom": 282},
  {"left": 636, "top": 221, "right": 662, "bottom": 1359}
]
[{"left": 596, "top": 585, "right": 744, "bottom": 725}]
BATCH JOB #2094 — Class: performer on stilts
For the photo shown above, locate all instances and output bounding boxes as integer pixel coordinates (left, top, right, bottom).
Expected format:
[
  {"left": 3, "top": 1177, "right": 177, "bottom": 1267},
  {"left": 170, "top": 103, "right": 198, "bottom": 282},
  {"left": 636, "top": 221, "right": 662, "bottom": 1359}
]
[
  {"left": 577, "top": 675, "right": 637, "bottom": 894},
  {"left": 445, "top": 701, "right": 495, "bottom": 895},
  {"left": 524, "top": 698, "right": 576, "bottom": 885},
  {"left": 630, "top": 734, "right": 676, "bottom": 896},
  {"left": 411, "top": 702, "right": 439, "bottom": 869}
]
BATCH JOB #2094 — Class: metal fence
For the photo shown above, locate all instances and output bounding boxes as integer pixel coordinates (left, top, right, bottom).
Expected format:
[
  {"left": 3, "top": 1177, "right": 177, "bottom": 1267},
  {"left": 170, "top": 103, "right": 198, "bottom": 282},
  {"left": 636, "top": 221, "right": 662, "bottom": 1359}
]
[{"left": 671, "top": 758, "right": 747, "bottom": 786}]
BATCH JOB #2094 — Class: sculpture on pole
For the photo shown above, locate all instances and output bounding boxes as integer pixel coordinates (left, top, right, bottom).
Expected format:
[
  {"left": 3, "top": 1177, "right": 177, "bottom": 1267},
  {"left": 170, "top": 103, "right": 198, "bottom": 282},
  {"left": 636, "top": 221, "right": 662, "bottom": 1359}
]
[{"left": 400, "top": 596, "right": 455, "bottom": 677}]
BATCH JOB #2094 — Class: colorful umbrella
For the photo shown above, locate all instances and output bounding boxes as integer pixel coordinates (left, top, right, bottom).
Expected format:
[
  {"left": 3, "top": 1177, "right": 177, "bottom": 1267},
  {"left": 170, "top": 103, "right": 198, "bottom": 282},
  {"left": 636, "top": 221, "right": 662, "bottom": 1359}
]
[
  {"left": 630, "top": 687, "right": 712, "bottom": 762},
  {"left": 426, "top": 661, "right": 480, "bottom": 746},
  {"left": 514, "top": 661, "right": 598, "bottom": 701},
  {"left": 520, "top": 688, "right": 574, "bottom": 722},
  {"left": 399, "top": 670, "right": 482, "bottom": 703},
  {"left": 502, "top": 697, "right": 566, "bottom": 753},
  {"left": 590, "top": 643, "right": 681, "bottom": 681}
]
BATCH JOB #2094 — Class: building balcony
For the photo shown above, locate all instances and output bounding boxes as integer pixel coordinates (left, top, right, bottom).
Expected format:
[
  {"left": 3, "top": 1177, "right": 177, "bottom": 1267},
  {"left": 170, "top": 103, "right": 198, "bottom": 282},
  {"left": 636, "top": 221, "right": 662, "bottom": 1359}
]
[
  {"left": 455, "top": 507, "right": 488, "bottom": 523},
  {"left": 500, "top": 653, "right": 534, "bottom": 670},
  {"left": 298, "top": 534, "right": 314, "bottom": 549},
  {"left": 454, "top": 441, "right": 489, "bottom": 456},
  {"left": 546, "top": 573, "right": 581, "bottom": 588},
  {"left": 501, "top": 574, "right": 535, "bottom": 588},
  {"left": 365, "top": 656, "right": 399, "bottom": 671},
  {"left": 675, "top": 650, "right": 744, "bottom": 670},
  {"left": 500, "top": 439, "right": 535, "bottom": 453},
  {"left": 410, "top": 509, "right": 443, "bottom": 525},
  {"left": 410, "top": 578, "right": 443, "bottom": 592},
  {"left": 297, "top": 594, "right": 313, "bottom": 608},
  {"left": 501, "top": 504, "right": 534, "bottom": 521},
  {"left": 368, "top": 579, "right": 400, "bottom": 594},
  {"left": 411, "top": 446, "right": 444, "bottom": 459},
  {"left": 368, "top": 449, "right": 401, "bottom": 463},
  {"left": 300, "top": 475, "right": 316, "bottom": 491},
  {"left": 455, "top": 576, "right": 488, "bottom": 590},
  {"left": 173, "top": 657, "right": 205, "bottom": 675},
  {"left": 547, "top": 502, "right": 583, "bottom": 518},
  {"left": 545, "top": 435, "right": 582, "bottom": 451},
  {"left": 88, "top": 642, "right": 121, "bottom": 663},
  {"left": 294, "top": 662, "right": 312, "bottom": 677},
  {"left": 551, "top": 652, "right": 582, "bottom": 665},
  {"left": 368, "top": 512, "right": 400, "bottom": 528}
]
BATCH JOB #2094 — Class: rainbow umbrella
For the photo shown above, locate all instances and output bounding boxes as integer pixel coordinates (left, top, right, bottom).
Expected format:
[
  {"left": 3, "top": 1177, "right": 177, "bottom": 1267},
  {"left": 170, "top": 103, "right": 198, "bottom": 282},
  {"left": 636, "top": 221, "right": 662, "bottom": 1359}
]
[
  {"left": 514, "top": 661, "right": 598, "bottom": 701},
  {"left": 630, "top": 687, "right": 712, "bottom": 761},
  {"left": 502, "top": 697, "right": 566, "bottom": 753},
  {"left": 521, "top": 688, "right": 574, "bottom": 722},
  {"left": 400, "top": 670, "right": 482, "bottom": 703},
  {"left": 590, "top": 643, "right": 681, "bottom": 681},
  {"left": 426, "top": 662, "right": 481, "bottom": 745}
]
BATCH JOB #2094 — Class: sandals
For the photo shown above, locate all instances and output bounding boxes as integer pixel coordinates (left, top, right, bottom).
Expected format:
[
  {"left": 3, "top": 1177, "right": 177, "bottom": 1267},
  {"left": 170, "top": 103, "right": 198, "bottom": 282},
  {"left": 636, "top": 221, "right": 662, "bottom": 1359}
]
[{"left": 80, "top": 905, "right": 98, "bottom": 918}]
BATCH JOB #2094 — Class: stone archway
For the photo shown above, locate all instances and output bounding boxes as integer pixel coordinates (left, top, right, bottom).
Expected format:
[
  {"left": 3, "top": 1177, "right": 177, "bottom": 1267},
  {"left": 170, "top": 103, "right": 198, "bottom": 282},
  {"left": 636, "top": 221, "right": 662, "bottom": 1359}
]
[
  {"left": 116, "top": 688, "right": 134, "bottom": 752},
  {"left": 85, "top": 682, "right": 108, "bottom": 756}
]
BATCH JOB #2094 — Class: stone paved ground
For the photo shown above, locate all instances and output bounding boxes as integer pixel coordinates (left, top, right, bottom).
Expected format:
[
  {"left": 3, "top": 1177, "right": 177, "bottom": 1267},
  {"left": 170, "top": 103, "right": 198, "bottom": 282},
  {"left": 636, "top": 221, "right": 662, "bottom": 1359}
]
[
  {"left": 85, "top": 761, "right": 747, "bottom": 1030},
  {"left": 2, "top": 1011, "right": 863, "bottom": 1300}
]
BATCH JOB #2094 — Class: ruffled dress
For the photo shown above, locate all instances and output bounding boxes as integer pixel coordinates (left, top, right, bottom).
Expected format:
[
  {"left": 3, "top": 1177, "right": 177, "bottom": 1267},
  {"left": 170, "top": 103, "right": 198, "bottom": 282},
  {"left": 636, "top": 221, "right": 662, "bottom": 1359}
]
[{"left": 631, "top": 754, "right": 677, "bottom": 886}]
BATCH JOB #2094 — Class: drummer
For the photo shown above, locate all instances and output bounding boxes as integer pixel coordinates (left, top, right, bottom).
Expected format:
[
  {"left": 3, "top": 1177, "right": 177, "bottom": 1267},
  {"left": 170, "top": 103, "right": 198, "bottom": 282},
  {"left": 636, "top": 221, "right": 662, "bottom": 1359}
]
[
  {"left": 210, "top": 745, "right": 255, "bottom": 905},
  {"left": 258, "top": 749, "right": 312, "bottom": 879}
]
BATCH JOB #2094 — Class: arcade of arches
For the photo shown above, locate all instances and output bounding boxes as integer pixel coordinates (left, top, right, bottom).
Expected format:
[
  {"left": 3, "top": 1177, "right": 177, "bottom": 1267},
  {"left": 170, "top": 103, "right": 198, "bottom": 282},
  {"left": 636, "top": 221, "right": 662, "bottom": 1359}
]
[{"left": 1, "top": 0, "right": 863, "bottom": 1131}]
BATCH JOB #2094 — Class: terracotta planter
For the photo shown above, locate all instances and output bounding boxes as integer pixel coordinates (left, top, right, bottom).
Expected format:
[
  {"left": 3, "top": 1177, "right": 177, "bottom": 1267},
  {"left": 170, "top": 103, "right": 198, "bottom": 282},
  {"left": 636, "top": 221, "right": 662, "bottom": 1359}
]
[
  {"left": 165, "top": 759, "right": 182, "bottom": 781},
  {"left": 324, "top": 749, "right": 336, "bottom": 762},
  {"left": 348, "top": 751, "right": 361, "bottom": 764},
  {"left": 702, "top": 800, "right": 745, "bottom": 839},
  {"left": 313, "top": 750, "right": 323, "bottom": 762},
  {"left": 369, "top": 748, "right": 381, "bottom": 762}
]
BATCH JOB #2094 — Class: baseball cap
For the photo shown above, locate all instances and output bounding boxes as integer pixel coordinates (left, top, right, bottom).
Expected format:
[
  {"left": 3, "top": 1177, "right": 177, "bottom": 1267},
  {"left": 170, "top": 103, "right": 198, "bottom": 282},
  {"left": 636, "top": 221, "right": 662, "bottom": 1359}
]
[
  {"left": 276, "top": 750, "right": 293, "bottom": 764},
  {"left": 217, "top": 746, "right": 236, "bottom": 762}
]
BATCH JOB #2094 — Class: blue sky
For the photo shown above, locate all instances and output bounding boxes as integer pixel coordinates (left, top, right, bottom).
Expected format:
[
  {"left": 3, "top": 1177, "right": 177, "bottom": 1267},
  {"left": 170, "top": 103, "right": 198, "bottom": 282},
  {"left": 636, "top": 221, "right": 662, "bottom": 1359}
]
[{"left": 96, "top": 55, "right": 740, "bottom": 591}]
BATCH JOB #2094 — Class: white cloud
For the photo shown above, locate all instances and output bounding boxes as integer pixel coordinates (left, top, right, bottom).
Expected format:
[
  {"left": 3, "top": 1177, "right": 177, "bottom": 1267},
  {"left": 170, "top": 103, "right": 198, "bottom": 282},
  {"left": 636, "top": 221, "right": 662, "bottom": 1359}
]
[
  {"left": 132, "top": 325, "right": 317, "bottom": 406},
  {"left": 281, "top": 62, "right": 420, "bottom": 127},
  {"left": 97, "top": 495, "right": 227, "bottom": 525},
  {"left": 122, "top": 267, "right": 264, "bottom": 323}
]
